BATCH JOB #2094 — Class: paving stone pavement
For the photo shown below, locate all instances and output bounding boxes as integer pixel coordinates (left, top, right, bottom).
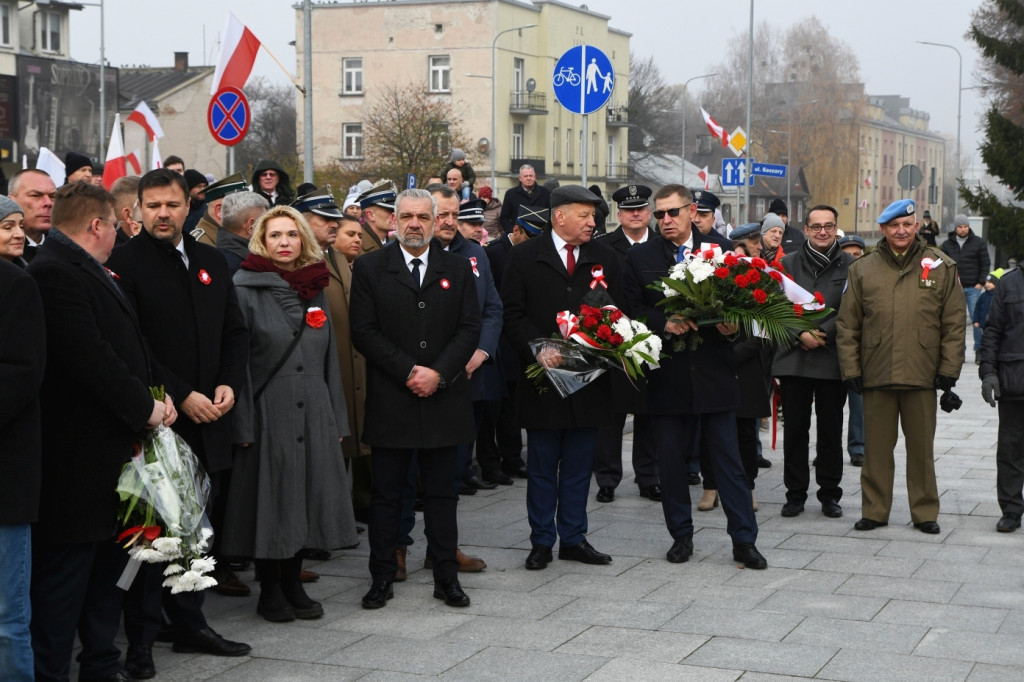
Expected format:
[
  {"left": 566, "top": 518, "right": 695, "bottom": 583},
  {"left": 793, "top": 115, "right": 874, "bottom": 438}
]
[{"left": 75, "top": 359, "right": 1024, "bottom": 680}]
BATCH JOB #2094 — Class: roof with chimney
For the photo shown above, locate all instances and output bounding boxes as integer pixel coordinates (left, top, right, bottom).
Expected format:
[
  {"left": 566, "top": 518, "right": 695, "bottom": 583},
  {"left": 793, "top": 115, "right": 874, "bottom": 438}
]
[{"left": 118, "top": 53, "right": 213, "bottom": 112}]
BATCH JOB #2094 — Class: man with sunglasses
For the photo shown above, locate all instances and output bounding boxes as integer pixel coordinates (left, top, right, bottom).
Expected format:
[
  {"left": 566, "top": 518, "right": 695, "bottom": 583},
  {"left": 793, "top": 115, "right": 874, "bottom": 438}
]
[
  {"left": 622, "top": 184, "right": 766, "bottom": 569},
  {"left": 838, "top": 199, "right": 966, "bottom": 535},
  {"left": 773, "top": 205, "right": 854, "bottom": 520}
]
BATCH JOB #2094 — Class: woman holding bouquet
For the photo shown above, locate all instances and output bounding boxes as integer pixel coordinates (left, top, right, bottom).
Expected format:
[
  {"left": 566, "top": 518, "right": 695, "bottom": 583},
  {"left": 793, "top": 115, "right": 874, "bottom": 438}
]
[{"left": 224, "top": 206, "right": 357, "bottom": 622}]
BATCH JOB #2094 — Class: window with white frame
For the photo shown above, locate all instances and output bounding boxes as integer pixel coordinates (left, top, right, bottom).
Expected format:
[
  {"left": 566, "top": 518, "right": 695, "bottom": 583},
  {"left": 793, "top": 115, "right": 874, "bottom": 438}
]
[
  {"left": 512, "top": 124, "right": 524, "bottom": 159},
  {"left": 342, "top": 123, "right": 363, "bottom": 159},
  {"left": 40, "top": 10, "right": 60, "bottom": 53},
  {"left": 429, "top": 55, "right": 450, "bottom": 92},
  {"left": 0, "top": 5, "right": 11, "bottom": 46},
  {"left": 342, "top": 58, "right": 362, "bottom": 95},
  {"left": 566, "top": 128, "right": 573, "bottom": 166},
  {"left": 552, "top": 126, "right": 559, "bottom": 164}
]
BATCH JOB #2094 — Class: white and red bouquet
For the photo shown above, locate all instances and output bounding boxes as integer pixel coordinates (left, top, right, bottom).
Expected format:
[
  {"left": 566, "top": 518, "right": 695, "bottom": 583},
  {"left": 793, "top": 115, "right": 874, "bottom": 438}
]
[{"left": 526, "top": 304, "right": 662, "bottom": 398}]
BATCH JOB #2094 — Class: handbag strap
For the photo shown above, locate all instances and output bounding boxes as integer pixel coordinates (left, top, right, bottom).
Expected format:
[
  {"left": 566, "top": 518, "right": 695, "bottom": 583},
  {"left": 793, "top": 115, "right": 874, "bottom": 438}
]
[{"left": 253, "top": 321, "right": 306, "bottom": 402}]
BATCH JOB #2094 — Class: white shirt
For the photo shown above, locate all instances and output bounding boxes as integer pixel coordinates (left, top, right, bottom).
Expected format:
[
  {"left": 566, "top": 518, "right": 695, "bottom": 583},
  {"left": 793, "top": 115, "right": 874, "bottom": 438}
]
[
  {"left": 625, "top": 231, "right": 649, "bottom": 247},
  {"left": 26, "top": 233, "right": 45, "bottom": 247},
  {"left": 400, "top": 245, "right": 429, "bottom": 275},
  {"left": 175, "top": 239, "right": 190, "bottom": 269},
  {"left": 550, "top": 230, "right": 575, "bottom": 271}
]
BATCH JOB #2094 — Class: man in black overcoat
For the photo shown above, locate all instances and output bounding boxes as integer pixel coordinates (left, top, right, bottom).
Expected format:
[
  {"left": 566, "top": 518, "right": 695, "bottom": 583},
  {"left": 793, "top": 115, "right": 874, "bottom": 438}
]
[
  {"left": 28, "top": 182, "right": 175, "bottom": 682},
  {"left": 106, "top": 169, "right": 251, "bottom": 674},
  {"left": 351, "top": 188, "right": 481, "bottom": 609},
  {"left": 622, "top": 184, "right": 767, "bottom": 570},
  {"left": 501, "top": 185, "right": 623, "bottom": 571}
]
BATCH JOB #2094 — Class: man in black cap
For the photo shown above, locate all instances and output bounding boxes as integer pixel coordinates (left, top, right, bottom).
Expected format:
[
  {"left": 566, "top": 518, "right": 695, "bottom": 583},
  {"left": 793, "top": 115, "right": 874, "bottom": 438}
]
[
  {"left": 191, "top": 173, "right": 248, "bottom": 247},
  {"left": 183, "top": 169, "right": 209, "bottom": 233},
  {"left": 767, "top": 198, "right": 806, "bottom": 254},
  {"left": 293, "top": 185, "right": 342, "bottom": 251},
  {"left": 919, "top": 210, "right": 940, "bottom": 246},
  {"left": 691, "top": 189, "right": 730, "bottom": 248},
  {"left": 502, "top": 185, "right": 622, "bottom": 570},
  {"left": 593, "top": 184, "right": 659, "bottom": 503},
  {"left": 64, "top": 151, "right": 93, "bottom": 184},
  {"left": 498, "top": 164, "right": 550, "bottom": 234},
  {"left": 357, "top": 179, "right": 397, "bottom": 255},
  {"left": 456, "top": 198, "right": 486, "bottom": 243}
]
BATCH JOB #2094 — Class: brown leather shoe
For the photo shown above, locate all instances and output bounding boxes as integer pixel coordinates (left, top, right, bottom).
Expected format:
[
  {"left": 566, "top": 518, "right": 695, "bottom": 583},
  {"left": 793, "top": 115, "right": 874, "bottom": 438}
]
[
  {"left": 300, "top": 570, "right": 319, "bottom": 583},
  {"left": 395, "top": 546, "right": 408, "bottom": 582},
  {"left": 423, "top": 548, "right": 487, "bottom": 572},
  {"left": 212, "top": 570, "right": 251, "bottom": 597}
]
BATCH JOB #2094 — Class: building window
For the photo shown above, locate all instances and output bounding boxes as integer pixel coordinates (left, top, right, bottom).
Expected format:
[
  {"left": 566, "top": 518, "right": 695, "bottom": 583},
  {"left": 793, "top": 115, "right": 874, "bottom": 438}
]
[
  {"left": 429, "top": 55, "right": 450, "bottom": 92},
  {"left": 433, "top": 123, "right": 451, "bottom": 156},
  {"left": 342, "top": 123, "right": 363, "bottom": 159},
  {"left": 342, "top": 58, "right": 362, "bottom": 95},
  {"left": 566, "top": 128, "right": 573, "bottom": 167},
  {"left": 40, "top": 10, "right": 60, "bottom": 53},
  {"left": 606, "top": 136, "right": 615, "bottom": 176},
  {"left": 552, "top": 126, "right": 559, "bottom": 164},
  {"left": 0, "top": 5, "right": 10, "bottom": 46},
  {"left": 756, "top": 198, "right": 765, "bottom": 216},
  {"left": 512, "top": 123, "right": 524, "bottom": 159}
]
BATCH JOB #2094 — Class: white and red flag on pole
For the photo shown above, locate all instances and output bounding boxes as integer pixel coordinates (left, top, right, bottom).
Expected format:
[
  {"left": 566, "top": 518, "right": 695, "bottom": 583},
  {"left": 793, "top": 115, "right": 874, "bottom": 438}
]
[
  {"left": 151, "top": 138, "right": 163, "bottom": 170},
  {"left": 211, "top": 12, "right": 261, "bottom": 95},
  {"left": 126, "top": 149, "right": 142, "bottom": 175},
  {"left": 698, "top": 166, "right": 710, "bottom": 190},
  {"left": 700, "top": 107, "right": 729, "bottom": 148},
  {"left": 126, "top": 101, "right": 164, "bottom": 142},
  {"left": 102, "top": 113, "right": 127, "bottom": 190},
  {"left": 864, "top": 176, "right": 872, "bottom": 188}
]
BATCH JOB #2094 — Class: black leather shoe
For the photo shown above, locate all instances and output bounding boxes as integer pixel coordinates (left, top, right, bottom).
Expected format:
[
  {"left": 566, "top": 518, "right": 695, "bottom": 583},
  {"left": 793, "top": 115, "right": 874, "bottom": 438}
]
[
  {"left": 297, "top": 548, "right": 331, "bottom": 561},
  {"left": 850, "top": 453, "right": 864, "bottom": 467},
  {"left": 525, "top": 545, "right": 552, "bottom": 570},
  {"left": 640, "top": 485, "right": 662, "bottom": 502},
  {"left": 80, "top": 669, "right": 134, "bottom": 682},
  {"left": 125, "top": 644, "right": 156, "bottom": 680},
  {"left": 361, "top": 579, "right": 394, "bottom": 609},
  {"left": 558, "top": 540, "right": 612, "bottom": 565},
  {"left": 997, "top": 513, "right": 1022, "bottom": 533},
  {"left": 457, "top": 485, "right": 477, "bottom": 496},
  {"left": 464, "top": 475, "right": 497, "bottom": 490},
  {"left": 666, "top": 535, "right": 693, "bottom": 563},
  {"left": 687, "top": 472, "right": 701, "bottom": 486},
  {"left": 503, "top": 464, "right": 528, "bottom": 479},
  {"left": 433, "top": 577, "right": 471, "bottom": 607},
  {"left": 781, "top": 501, "right": 804, "bottom": 517},
  {"left": 483, "top": 471, "right": 514, "bottom": 485},
  {"left": 854, "top": 518, "right": 887, "bottom": 531},
  {"left": 914, "top": 520, "right": 941, "bottom": 534},
  {"left": 172, "top": 627, "right": 251, "bottom": 656},
  {"left": 256, "top": 583, "right": 296, "bottom": 623},
  {"left": 821, "top": 501, "right": 843, "bottom": 518},
  {"left": 757, "top": 456, "right": 772, "bottom": 468},
  {"left": 596, "top": 485, "right": 615, "bottom": 503},
  {"left": 281, "top": 582, "right": 324, "bottom": 619},
  {"left": 732, "top": 543, "right": 767, "bottom": 569}
]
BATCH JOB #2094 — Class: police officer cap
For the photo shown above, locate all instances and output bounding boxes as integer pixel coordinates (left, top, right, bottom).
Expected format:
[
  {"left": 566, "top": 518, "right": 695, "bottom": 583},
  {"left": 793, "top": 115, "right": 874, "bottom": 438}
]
[
  {"left": 611, "top": 184, "right": 651, "bottom": 209},
  {"left": 458, "top": 199, "right": 486, "bottom": 223},
  {"left": 550, "top": 185, "right": 601, "bottom": 210},
  {"left": 877, "top": 199, "right": 915, "bottom": 224},
  {"left": 204, "top": 173, "right": 248, "bottom": 201},
  {"left": 516, "top": 204, "right": 548, "bottom": 236},
  {"left": 357, "top": 179, "right": 397, "bottom": 210},
  {"left": 838, "top": 234, "right": 866, "bottom": 251},
  {"left": 691, "top": 189, "right": 721, "bottom": 212},
  {"left": 292, "top": 185, "right": 342, "bottom": 219},
  {"left": 730, "top": 222, "right": 761, "bottom": 240}
]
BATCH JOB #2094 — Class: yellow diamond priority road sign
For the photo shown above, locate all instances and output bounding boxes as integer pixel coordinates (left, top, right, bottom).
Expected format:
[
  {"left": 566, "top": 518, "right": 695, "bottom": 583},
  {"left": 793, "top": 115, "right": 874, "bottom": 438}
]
[{"left": 728, "top": 126, "right": 747, "bottom": 157}]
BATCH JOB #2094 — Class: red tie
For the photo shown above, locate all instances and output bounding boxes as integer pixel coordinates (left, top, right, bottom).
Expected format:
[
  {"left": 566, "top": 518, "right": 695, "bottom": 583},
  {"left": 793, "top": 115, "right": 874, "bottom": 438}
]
[{"left": 565, "top": 244, "right": 576, "bottom": 277}]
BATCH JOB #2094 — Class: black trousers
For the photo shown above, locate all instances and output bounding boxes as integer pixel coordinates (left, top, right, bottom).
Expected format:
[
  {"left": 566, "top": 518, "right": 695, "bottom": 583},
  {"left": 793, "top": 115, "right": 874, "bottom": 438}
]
[
  {"left": 476, "top": 383, "right": 526, "bottom": 475},
  {"left": 593, "top": 413, "right": 659, "bottom": 489},
  {"left": 31, "top": 539, "right": 127, "bottom": 681},
  {"left": 369, "top": 446, "right": 459, "bottom": 581},
  {"left": 699, "top": 417, "right": 759, "bottom": 491},
  {"left": 779, "top": 376, "right": 846, "bottom": 505},
  {"left": 997, "top": 401, "right": 1024, "bottom": 517}
]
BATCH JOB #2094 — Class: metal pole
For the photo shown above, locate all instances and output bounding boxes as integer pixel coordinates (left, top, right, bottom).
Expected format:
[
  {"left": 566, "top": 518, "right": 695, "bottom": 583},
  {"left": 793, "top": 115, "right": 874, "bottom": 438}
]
[
  {"left": 303, "top": 0, "right": 313, "bottom": 183},
  {"left": 490, "top": 24, "right": 538, "bottom": 194},
  {"left": 679, "top": 73, "right": 716, "bottom": 184},
  {"left": 581, "top": 115, "right": 588, "bottom": 186},
  {"left": 98, "top": 0, "right": 105, "bottom": 159},
  {"left": 787, "top": 107, "right": 792, "bottom": 213},
  {"left": 917, "top": 41, "right": 962, "bottom": 216},
  {"left": 744, "top": 0, "right": 753, "bottom": 222}
]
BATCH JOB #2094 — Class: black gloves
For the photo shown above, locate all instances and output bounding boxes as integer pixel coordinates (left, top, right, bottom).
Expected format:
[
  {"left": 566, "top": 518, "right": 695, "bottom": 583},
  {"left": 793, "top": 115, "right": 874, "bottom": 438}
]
[
  {"left": 982, "top": 375, "right": 1000, "bottom": 408},
  {"left": 844, "top": 377, "right": 863, "bottom": 395},
  {"left": 934, "top": 375, "right": 957, "bottom": 392}
]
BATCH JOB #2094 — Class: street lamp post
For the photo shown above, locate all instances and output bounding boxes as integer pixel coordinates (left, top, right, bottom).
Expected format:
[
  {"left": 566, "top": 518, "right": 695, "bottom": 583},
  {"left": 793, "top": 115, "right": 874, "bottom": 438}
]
[
  {"left": 679, "top": 73, "right": 716, "bottom": 184},
  {"left": 786, "top": 99, "right": 817, "bottom": 216},
  {"left": 917, "top": 41, "right": 962, "bottom": 216},
  {"left": 490, "top": 24, "right": 537, "bottom": 194},
  {"left": 78, "top": 0, "right": 106, "bottom": 158}
]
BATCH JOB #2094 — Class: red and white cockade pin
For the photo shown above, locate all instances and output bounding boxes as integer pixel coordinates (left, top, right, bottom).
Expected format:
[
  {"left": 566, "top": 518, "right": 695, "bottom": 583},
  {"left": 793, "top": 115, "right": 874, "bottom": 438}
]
[
  {"left": 198, "top": 269, "right": 212, "bottom": 285},
  {"left": 105, "top": 267, "right": 121, "bottom": 280},
  {"left": 589, "top": 264, "right": 608, "bottom": 289},
  {"left": 440, "top": 278, "right": 451, "bottom": 289},
  {"left": 469, "top": 256, "right": 480, "bottom": 278},
  {"left": 305, "top": 306, "right": 327, "bottom": 329}
]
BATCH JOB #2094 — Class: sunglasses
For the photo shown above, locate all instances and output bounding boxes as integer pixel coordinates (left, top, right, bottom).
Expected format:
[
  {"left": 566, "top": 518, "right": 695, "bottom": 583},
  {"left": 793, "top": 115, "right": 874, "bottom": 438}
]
[{"left": 653, "top": 203, "right": 691, "bottom": 220}]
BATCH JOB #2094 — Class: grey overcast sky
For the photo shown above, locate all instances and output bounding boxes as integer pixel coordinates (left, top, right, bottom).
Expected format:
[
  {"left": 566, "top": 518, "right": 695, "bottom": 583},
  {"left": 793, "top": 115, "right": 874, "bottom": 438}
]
[{"left": 71, "top": 0, "right": 986, "bottom": 173}]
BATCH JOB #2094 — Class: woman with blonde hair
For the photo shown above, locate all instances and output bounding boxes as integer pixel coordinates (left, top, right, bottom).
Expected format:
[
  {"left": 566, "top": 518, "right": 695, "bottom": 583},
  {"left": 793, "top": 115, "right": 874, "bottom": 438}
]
[{"left": 224, "top": 205, "right": 357, "bottom": 622}]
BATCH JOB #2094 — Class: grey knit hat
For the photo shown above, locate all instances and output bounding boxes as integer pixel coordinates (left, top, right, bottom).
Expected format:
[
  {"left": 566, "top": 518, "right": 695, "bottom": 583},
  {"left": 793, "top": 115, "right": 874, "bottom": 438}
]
[
  {"left": 451, "top": 148, "right": 466, "bottom": 162},
  {"left": 954, "top": 214, "right": 970, "bottom": 227},
  {"left": 0, "top": 195, "right": 24, "bottom": 222},
  {"left": 761, "top": 212, "right": 785, "bottom": 235}
]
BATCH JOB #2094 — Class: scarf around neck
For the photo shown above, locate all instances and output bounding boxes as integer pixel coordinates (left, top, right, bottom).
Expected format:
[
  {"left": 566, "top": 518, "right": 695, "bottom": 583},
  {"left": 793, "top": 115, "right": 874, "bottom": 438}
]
[{"left": 239, "top": 252, "right": 329, "bottom": 300}]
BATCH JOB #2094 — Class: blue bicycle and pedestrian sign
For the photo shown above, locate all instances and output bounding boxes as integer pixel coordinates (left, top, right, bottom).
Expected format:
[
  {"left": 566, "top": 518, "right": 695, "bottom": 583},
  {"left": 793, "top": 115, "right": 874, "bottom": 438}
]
[
  {"left": 207, "top": 86, "right": 250, "bottom": 146},
  {"left": 552, "top": 45, "right": 615, "bottom": 115}
]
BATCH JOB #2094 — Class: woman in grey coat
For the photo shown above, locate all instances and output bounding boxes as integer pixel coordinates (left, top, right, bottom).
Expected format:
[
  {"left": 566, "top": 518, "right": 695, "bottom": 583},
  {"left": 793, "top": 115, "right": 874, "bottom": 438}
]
[{"left": 224, "top": 205, "right": 358, "bottom": 622}]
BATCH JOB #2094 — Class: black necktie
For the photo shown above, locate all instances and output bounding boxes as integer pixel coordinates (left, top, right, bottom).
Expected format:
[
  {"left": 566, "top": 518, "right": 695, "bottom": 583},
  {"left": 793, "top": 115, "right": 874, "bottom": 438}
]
[{"left": 411, "top": 258, "right": 422, "bottom": 288}]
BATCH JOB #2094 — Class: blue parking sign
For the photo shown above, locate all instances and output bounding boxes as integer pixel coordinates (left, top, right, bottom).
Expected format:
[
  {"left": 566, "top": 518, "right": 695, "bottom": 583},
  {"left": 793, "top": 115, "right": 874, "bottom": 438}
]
[{"left": 552, "top": 45, "right": 615, "bottom": 115}]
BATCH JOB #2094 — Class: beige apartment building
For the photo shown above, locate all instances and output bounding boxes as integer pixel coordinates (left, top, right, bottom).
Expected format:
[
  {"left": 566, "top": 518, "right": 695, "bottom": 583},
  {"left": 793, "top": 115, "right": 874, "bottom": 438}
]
[{"left": 295, "top": 0, "right": 631, "bottom": 196}]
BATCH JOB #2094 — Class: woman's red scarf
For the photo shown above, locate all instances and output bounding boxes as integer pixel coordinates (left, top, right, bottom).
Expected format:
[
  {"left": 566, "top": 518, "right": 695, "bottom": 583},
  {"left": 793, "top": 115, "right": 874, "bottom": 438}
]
[{"left": 239, "top": 253, "right": 329, "bottom": 300}]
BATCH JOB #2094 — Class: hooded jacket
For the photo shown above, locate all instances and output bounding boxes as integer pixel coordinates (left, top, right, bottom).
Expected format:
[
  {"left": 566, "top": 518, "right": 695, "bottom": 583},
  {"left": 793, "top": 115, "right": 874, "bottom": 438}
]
[{"left": 250, "top": 159, "right": 294, "bottom": 206}]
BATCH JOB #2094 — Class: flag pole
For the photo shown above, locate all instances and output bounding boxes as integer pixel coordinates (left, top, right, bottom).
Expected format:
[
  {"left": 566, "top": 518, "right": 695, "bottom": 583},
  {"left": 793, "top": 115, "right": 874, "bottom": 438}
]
[{"left": 259, "top": 44, "right": 305, "bottom": 94}]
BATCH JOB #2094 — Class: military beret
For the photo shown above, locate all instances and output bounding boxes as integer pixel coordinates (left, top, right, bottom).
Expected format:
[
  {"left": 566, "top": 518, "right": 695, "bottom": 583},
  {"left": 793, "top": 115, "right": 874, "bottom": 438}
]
[
  {"left": 877, "top": 199, "right": 915, "bottom": 224},
  {"left": 692, "top": 189, "right": 720, "bottom": 212},
  {"left": 204, "top": 173, "right": 248, "bottom": 201},
  {"left": 730, "top": 222, "right": 761, "bottom": 240},
  {"left": 611, "top": 184, "right": 651, "bottom": 209},
  {"left": 458, "top": 198, "right": 486, "bottom": 223},
  {"left": 550, "top": 185, "right": 601, "bottom": 209},
  {"left": 292, "top": 185, "right": 342, "bottom": 219}
]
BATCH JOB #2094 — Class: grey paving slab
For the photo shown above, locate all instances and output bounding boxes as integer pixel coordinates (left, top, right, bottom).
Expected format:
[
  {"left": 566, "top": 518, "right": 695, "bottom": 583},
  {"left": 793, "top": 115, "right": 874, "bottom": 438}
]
[
  {"left": 322, "top": 635, "right": 484, "bottom": 675},
  {"left": 723, "top": 566, "right": 852, "bottom": 593},
  {"left": 682, "top": 637, "right": 836, "bottom": 677},
  {"left": 445, "top": 615, "right": 591, "bottom": 652},
  {"left": 775, "top": 533, "right": 889, "bottom": 554},
  {"left": 439, "top": 646, "right": 607, "bottom": 681},
  {"left": 755, "top": 590, "right": 887, "bottom": 621},
  {"left": 835, "top": 573, "right": 960, "bottom": 603},
  {"left": 913, "top": 559, "right": 1024, "bottom": 588},
  {"left": 966, "top": 662, "right": 1024, "bottom": 681},
  {"left": 914, "top": 629, "right": 1024, "bottom": 667},
  {"left": 951, "top": 582, "right": 1024, "bottom": 610},
  {"left": 553, "top": 624, "right": 708, "bottom": 663},
  {"left": 227, "top": 621, "right": 368, "bottom": 663},
  {"left": 584, "top": 658, "right": 741, "bottom": 681},
  {"left": 545, "top": 597, "right": 686, "bottom": 629},
  {"left": 872, "top": 600, "right": 1009, "bottom": 633},
  {"left": 804, "top": 551, "right": 924, "bottom": 577},
  {"left": 642, "top": 582, "right": 774, "bottom": 610},
  {"left": 874, "top": 539, "right": 989, "bottom": 563},
  {"left": 782, "top": 615, "right": 927, "bottom": 655},
  {"left": 206, "top": 660, "right": 367, "bottom": 681},
  {"left": 659, "top": 606, "right": 804, "bottom": 642},
  {"left": 816, "top": 648, "right": 973, "bottom": 681}
]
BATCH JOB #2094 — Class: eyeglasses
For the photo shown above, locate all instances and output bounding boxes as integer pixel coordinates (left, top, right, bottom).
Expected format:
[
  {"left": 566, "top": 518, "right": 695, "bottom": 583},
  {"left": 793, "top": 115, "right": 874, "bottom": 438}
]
[
  {"left": 653, "top": 203, "right": 692, "bottom": 220},
  {"left": 96, "top": 217, "right": 124, "bottom": 232},
  {"left": 260, "top": 171, "right": 278, "bottom": 178},
  {"left": 807, "top": 223, "right": 837, "bottom": 233}
]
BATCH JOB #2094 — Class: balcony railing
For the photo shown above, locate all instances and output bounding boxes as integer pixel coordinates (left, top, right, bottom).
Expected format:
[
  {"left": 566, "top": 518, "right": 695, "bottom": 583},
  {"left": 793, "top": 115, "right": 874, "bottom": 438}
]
[
  {"left": 509, "top": 91, "right": 547, "bottom": 115},
  {"left": 606, "top": 105, "right": 629, "bottom": 126}
]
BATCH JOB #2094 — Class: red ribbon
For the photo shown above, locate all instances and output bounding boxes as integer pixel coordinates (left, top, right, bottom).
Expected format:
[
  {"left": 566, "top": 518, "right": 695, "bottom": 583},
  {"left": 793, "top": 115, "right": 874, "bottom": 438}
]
[
  {"left": 469, "top": 256, "right": 480, "bottom": 278},
  {"left": 554, "top": 310, "right": 603, "bottom": 349},
  {"left": 118, "top": 525, "right": 161, "bottom": 544},
  {"left": 589, "top": 264, "right": 608, "bottom": 289}
]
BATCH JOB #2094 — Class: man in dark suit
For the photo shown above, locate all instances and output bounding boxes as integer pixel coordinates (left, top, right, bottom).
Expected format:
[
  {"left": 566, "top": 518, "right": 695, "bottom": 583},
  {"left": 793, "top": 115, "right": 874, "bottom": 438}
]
[
  {"left": 0, "top": 258, "right": 45, "bottom": 680},
  {"left": 106, "top": 169, "right": 251, "bottom": 676},
  {"left": 498, "top": 164, "right": 551, "bottom": 234},
  {"left": 8, "top": 169, "right": 56, "bottom": 262},
  {"left": 351, "top": 188, "right": 481, "bottom": 609},
  {"left": 593, "top": 185, "right": 660, "bottom": 504},
  {"left": 28, "top": 181, "right": 175, "bottom": 682},
  {"left": 622, "top": 184, "right": 767, "bottom": 570},
  {"left": 502, "top": 185, "right": 623, "bottom": 570}
]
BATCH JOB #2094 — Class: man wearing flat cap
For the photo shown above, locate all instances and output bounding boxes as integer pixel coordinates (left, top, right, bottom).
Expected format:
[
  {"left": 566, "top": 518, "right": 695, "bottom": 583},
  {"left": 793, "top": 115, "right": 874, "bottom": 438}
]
[
  {"left": 502, "top": 185, "right": 622, "bottom": 570},
  {"left": 838, "top": 198, "right": 966, "bottom": 535},
  {"left": 730, "top": 222, "right": 763, "bottom": 257},
  {"left": 592, "top": 184, "right": 660, "bottom": 504},
  {"left": 191, "top": 173, "right": 248, "bottom": 247},
  {"left": 690, "top": 189, "right": 731, "bottom": 249},
  {"left": 357, "top": 179, "right": 397, "bottom": 255}
]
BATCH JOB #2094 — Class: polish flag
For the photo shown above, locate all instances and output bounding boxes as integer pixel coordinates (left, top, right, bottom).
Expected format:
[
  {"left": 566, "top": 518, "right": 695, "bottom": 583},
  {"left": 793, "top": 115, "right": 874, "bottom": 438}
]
[
  {"left": 126, "top": 149, "right": 142, "bottom": 175},
  {"left": 857, "top": 199, "right": 868, "bottom": 209},
  {"left": 102, "top": 114, "right": 127, "bottom": 190},
  {"left": 151, "top": 138, "right": 163, "bottom": 170},
  {"left": 698, "top": 166, "right": 709, "bottom": 190},
  {"left": 210, "top": 12, "right": 261, "bottom": 95},
  {"left": 126, "top": 101, "right": 164, "bottom": 142},
  {"left": 700, "top": 107, "right": 729, "bottom": 148},
  {"left": 864, "top": 176, "right": 872, "bottom": 188}
]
